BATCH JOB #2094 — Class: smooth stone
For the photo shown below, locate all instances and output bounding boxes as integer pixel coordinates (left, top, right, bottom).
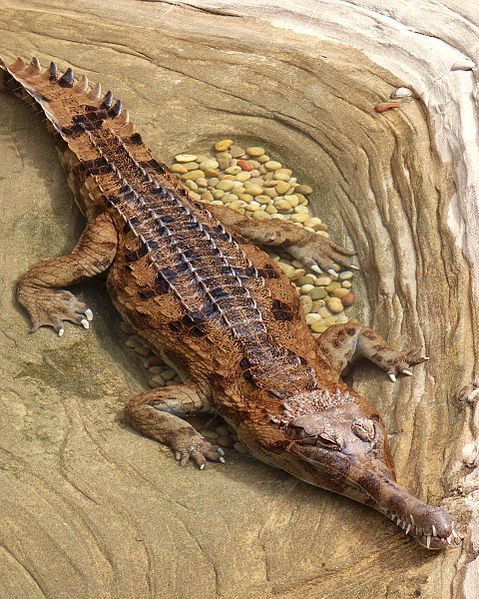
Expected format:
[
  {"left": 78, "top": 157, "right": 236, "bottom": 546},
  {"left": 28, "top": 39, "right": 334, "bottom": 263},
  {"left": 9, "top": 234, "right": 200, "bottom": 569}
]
[
  {"left": 273, "top": 172, "right": 291, "bottom": 182},
  {"left": 326, "top": 298, "right": 344, "bottom": 313},
  {"left": 300, "top": 284, "right": 315, "bottom": 294},
  {"left": 229, "top": 145, "right": 245, "bottom": 157},
  {"left": 185, "top": 169, "right": 205, "bottom": 181},
  {"left": 264, "top": 160, "right": 282, "bottom": 170},
  {"left": 252, "top": 211, "right": 271, "bottom": 221},
  {"left": 199, "top": 159, "right": 219, "bottom": 170},
  {"left": 297, "top": 274, "right": 316, "bottom": 286},
  {"left": 316, "top": 276, "right": 332, "bottom": 286},
  {"left": 222, "top": 193, "right": 239, "bottom": 203},
  {"left": 246, "top": 146, "right": 265, "bottom": 156},
  {"left": 216, "top": 180, "right": 236, "bottom": 191},
  {"left": 339, "top": 270, "right": 354, "bottom": 280},
  {"left": 295, "top": 184, "right": 313, "bottom": 195},
  {"left": 215, "top": 139, "right": 234, "bottom": 152},
  {"left": 284, "top": 194, "right": 299, "bottom": 207},
  {"left": 201, "top": 191, "right": 214, "bottom": 202},
  {"left": 171, "top": 164, "right": 188, "bottom": 173},
  {"left": 341, "top": 292, "right": 355, "bottom": 306},
  {"left": 310, "top": 287, "right": 328, "bottom": 300},
  {"left": 306, "top": 313, "right": 322, "bottom": 325},
  {"left": 236, "top": 172, "right": 251, "bottom": 181},
  {"left": 275, "top": 181, "right": 291, "bottom": 194},
  {"left": 273, "top": 199, "right": 292, "bottom": 211},
  {"left": 290, "top": 213, "right": 309, "bottom": 223},
  {"left": 174, "top": 154, "right": 198, "bottom": 162},
  {"left": 244, "top": 184, "right": 263, "bottom": 196},
  {"left": 185, "top": 180, "right": 198, "bottom": 191},
  {"left": 299, "top": 295, "right": 313, "bottom": 314},
  {"left": 257, "top": 154, "right": 270, "bottom": 163}
]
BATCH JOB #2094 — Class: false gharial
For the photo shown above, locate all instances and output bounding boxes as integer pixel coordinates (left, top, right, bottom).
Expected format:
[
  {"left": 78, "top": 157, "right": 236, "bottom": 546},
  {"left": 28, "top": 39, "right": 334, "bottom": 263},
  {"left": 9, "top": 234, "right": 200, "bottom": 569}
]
[{"left": 0, "top": 55, "right": 460, "bottom": 551}]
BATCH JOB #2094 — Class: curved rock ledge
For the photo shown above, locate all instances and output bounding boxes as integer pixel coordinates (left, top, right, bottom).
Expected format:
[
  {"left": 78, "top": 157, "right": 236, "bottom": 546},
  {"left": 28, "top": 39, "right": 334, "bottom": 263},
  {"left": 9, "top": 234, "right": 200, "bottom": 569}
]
[{"left": 0, "top": 1, "right": 478, "bottom": 597}]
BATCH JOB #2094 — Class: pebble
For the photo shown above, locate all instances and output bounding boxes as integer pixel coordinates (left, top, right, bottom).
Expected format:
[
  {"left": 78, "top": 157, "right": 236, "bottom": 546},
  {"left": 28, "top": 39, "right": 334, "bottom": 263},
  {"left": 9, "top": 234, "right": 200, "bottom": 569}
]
[
  {"left": 171, "top": 164, "right": 188, "bottom": 174},
  {"left": 300, "top": 284, "right": 315, "bottom": 295},
  {"left": 342, "top": 281, "right": 352, "bottom": 288},
  {"left": 203, "top": 430, "right": 219, "bottom": 440},
  {"left": 275, "top": 181, "right": 291, "bottom": 195},
  {"left": 264, "top": 160, "right": 282, "bottom": 171},
  {"left": 333, "top": 288, "right": 350, "bottom": 299},
  {"left": 295, "top": 184, "right": 313, "bottom": 195},
  {"left": 175, "top": 154, "right": 197, "bottom": 163},
  {"left": 230, "top": 145, "right": 246, "bottom": 157},
  {"left": 316, "top": 276, "right": 332, "bottom": 286},
  {"left": 299, "top": 295, "right": 313, "bottom": 314},
  {"left": 245, "top": 184, "right": 263, "bottom": 197},
  {"left": 217, "top": 436, "right": 234, "bottom": 448},
  {"left": 339, "top": 270, "right": 353, "bottom": 280},
  {"left": 246, "top": 146, "right": 265, "bottom": 157},
  {"left": 199, "top": 159, "right": 219, "bottom": 170},
  {"left": 272, "top": 171, "right": 290, "bottom": 182},
  {"left": 326, "top": 297, "right": 344, "bottom": 313},
  {"left": 215, "top": 139, "right": 233, "bottom": 152},
  {"left": 341, "top": 292, "right": 355, "bottom": 307},
  {"left": 391, "top": 87, "right": 413, "bottom": 99},
  {"left": 185, "top": 170, "right": 205, "bottom": 181},
  {"left": 216, "top": 180, "right": 236, "bottom": 191}
]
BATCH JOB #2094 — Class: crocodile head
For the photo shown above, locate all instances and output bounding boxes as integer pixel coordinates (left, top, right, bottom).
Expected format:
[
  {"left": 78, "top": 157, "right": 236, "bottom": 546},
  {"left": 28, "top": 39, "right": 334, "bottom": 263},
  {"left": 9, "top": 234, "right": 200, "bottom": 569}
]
[{"left": 243, "top": 399, "right": 459, "bottom": 550}]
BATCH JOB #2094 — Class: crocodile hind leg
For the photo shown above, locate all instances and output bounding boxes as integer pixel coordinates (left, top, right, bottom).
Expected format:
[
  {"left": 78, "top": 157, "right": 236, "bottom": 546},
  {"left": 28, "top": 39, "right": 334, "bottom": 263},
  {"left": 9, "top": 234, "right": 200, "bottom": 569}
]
[
  {"left": 206, "top": 203, "right": 356, "bottom": 274},
  {"left": 316, "top": 322, "right": 429, "bottom": 381},
  {"left": 125, "top": 383, "right": 225, "bottom": 469},
  {"left": 17, "top": 211, "right": 118, "bottom": 335}
]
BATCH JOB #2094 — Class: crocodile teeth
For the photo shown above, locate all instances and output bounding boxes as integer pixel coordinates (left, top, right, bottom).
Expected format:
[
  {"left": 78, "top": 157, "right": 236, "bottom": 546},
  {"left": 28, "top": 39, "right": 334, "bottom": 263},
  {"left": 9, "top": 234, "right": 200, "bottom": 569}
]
[
  {"left": 406, "top": 524, "right": 411, "bottom": 535},
  {"left": 110, "top": 99, "right": 122, "bottom": 117},
  {"left": 91, "top": 82, "right": 102, "bottom": 99},
  {"left": 101, "top": 90, "right": 113, "bottom": 109},
  {"left": 409, "top": 514, "right": 415, "bottom": 525},
  {"left": 30, "top": 57, "right": 41, "bottom": 75},
  {"left": 432, "top": 525, "right": 437, "bottom": 537},
  {"left": 311, "top": 264, "right": 323, "bottom": 274},
  {"left": 388, "top": 373, "right": 397, "bottom": 382},
  {"left": 426, "top": 535, "right": 431, "bottom": 549},
  {"left": 350, "top": 264, "right": 360, "bottom": 271},
  {"left": 78, "top": 74, "right": 89, "bottom": 92},
  {"left": 402, "top": 369, "right": 413, "bottom": 376},
  {"left": 59, "top": 67, "right": 74, "bottom": 88},
  {"left": 49, "top": 61, "right": 58, "bottom": 80}
]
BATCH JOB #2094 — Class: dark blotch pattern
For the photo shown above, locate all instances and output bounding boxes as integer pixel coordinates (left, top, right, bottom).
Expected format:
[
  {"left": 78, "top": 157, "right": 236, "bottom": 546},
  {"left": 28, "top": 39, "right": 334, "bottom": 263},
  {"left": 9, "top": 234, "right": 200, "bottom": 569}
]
[{"left": 272, "top": 299, "right": 294, "bottom": 321}]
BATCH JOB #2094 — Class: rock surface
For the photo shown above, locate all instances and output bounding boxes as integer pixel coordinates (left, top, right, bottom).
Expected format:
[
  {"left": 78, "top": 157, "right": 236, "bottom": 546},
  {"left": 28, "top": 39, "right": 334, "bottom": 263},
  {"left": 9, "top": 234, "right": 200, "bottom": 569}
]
[{"left": 0, "top": 1, "right": 478, "bottom": 597}]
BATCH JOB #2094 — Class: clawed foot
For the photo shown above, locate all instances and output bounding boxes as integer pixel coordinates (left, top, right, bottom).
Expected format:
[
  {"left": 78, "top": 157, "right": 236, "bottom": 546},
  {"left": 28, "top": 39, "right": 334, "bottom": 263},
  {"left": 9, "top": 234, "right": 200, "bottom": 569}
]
[
  {"left": 285, "top": 233, "right": 358, "bottom": 277},
  {"left": 383, "top": 348, "right": 429, "bottom": 382},
  {"left": 18, "top": 285, "right": 93, "bottom": 336},
  {"left": 171, "top": 430, "right": 225, "bottom": 469}
]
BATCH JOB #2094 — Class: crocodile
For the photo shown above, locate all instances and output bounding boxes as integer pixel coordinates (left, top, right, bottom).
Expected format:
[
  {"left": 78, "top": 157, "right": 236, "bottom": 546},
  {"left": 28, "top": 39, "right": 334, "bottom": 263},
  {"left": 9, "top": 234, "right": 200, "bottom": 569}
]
[{"left": 0, "top": 56, "right": 460, "bottom": 550}]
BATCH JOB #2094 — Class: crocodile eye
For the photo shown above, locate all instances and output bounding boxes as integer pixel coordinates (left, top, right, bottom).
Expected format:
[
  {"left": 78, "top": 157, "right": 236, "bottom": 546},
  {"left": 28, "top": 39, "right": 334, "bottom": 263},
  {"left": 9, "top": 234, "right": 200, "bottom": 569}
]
[
  {"left": 352, "top": 418, "right": 375, "bottom": 442},
  {"left": 317, "top": 431, "right": 343, "bottom": 451}
]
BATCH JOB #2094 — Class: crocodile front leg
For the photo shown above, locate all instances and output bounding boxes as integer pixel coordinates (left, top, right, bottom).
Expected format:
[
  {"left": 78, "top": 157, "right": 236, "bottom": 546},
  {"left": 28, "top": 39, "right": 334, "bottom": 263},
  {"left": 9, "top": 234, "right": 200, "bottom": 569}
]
[
  {"left": 206, "top": 203, "right": 356, "bottom": 274},
  {"left": 316, "top": 322, "right": 429, "bottom": 381},
  {"left": 17, "top": 212, "right": 118, "bottom": 335},
  {"left": 125, "top": 383, "right": 225, "bottom": 469}
]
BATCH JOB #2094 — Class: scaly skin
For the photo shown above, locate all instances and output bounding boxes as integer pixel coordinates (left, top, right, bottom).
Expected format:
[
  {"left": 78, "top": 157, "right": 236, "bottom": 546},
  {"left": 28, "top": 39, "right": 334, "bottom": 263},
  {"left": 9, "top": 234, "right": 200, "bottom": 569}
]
[{"left": 0, "top": 56, "right": 460, "bottom": 550}]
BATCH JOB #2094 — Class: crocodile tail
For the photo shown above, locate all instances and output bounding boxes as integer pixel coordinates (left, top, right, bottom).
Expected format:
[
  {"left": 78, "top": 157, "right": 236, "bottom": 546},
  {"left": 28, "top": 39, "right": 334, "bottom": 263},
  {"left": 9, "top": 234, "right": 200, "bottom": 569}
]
[{"left": 0, "top": 56, "right": 167, "bottom": 181}]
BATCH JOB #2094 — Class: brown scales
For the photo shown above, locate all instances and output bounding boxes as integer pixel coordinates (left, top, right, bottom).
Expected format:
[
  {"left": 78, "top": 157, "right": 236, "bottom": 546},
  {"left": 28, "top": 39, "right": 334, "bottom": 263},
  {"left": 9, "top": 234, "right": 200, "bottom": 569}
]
[{"left": 1, "top": 56, "right": 460, "bottom": 550}]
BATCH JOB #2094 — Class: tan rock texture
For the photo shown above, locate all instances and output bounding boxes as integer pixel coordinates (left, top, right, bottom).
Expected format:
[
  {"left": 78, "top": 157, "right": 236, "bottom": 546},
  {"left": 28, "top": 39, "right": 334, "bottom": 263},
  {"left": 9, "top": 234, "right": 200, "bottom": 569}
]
[{"left": 0, "top": 1, "right": 478, "bottom": 597}]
